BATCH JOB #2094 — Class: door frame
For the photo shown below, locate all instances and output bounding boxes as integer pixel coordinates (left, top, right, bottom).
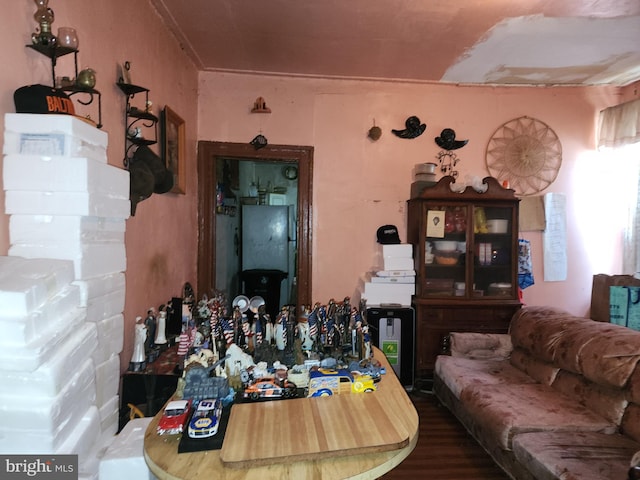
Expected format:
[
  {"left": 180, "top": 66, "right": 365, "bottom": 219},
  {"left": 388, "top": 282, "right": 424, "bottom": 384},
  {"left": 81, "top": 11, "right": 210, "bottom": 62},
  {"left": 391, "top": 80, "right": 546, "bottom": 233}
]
[{"left": 197, "top": 141, "right": 313, "bottom": 309}]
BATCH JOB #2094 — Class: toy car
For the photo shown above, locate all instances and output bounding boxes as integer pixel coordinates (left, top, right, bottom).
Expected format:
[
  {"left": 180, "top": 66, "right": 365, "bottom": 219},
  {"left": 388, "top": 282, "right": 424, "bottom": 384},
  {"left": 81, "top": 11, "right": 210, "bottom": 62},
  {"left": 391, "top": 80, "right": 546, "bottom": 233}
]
[
  {"left": 188, "top": 399, "right": 223, "bottom": 438},
  {"left": 157, "top": 399, "right": 192, "bottom": 435},
  {"left": 243, "top": 378, "right": 298, "bottom": 400},
  {"left": 307, "top": 368, "right": 376, "bottom": 397},
  {"left": 348, "top": 360, "right": 386, "bottom": 382}
]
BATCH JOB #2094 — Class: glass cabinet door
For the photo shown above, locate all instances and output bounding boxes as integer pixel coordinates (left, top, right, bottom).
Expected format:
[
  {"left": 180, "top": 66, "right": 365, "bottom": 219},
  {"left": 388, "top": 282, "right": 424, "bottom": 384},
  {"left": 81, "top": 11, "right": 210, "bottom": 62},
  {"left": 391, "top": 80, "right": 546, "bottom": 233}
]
[
  {"left": 424, "top": 204, "right": 468, "bottom": 297},
  {"left": 472, "top": 205, "right": 514, "bottom": 298}
]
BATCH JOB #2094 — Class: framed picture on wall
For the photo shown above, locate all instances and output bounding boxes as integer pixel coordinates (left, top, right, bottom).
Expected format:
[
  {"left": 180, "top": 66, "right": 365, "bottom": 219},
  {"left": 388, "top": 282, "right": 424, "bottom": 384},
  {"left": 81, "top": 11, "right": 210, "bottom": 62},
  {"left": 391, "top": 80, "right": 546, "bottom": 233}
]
[{"left": 162, "top": 106, "right": 186, "bottom": 194}]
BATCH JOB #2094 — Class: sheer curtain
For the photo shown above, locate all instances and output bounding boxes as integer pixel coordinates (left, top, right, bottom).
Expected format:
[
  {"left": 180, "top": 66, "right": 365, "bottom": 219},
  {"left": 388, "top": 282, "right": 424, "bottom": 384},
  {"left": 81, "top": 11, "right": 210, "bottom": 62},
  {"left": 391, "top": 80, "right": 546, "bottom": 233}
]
[{"left": 598, "top": 99, "right": 640, "bottom": 276}]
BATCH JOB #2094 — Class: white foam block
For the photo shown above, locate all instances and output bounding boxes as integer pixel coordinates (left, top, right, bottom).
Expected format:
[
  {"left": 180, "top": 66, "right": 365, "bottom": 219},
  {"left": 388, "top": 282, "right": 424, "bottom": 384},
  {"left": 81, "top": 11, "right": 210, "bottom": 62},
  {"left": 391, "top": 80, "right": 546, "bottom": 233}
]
[
  {"left": 0, "top": 256, "right": 75, "bottom": 316},
  {"left": 93, "top": 314, "right": 124, "bottom": 364},
  {"left": 0, "top": 285, "right": 81, "bottom": 345},
  {"left": 73, "top": 273, "right": 126, "bottom": 307},
  {"left": 4, "top": 155, "right": 128, "bottom": 198},
  {"left": 99, "top": 395, "right": 119, "bottom": 435},
  {"left": 381, "top": 243, "right": 413, "bottom": 258},
  {"left": 9, "top": 243, "right": 126, "bottom": 280},
  {"left": 5, "top": 190, "right": 130, "bottom": 219},
  {"left": 0, "top": 358, "right": 96, "bottom": 436},
  {"left": 383, "top": 256, "right": 415, "bottom": 271},
  {"left": 364, "top": 281, "right": 415, "bottom": 306},
  {"left": 95, "top": 354, "right": 120, "bottom": 408},
  {"left": 376, "top": 269, "right": 416, "bottom": 277},
  {"left": 10, "top": 215, "right": 126, "bottom": 246},
  {"left": 4, "top": 113, "right": 107, "bottom": 150},
  {"left": 370, "top": 275, "right": 415, "bottom": 284},
  {"left": 0, "top": 308, "right": 90, "bottom": 372},
  {"left": 99, "top": 417, "right": 158, "bottom": 480},
  {"left": 87, "top": 288, "right": 125, "bottom": 323},
  {"left": 0, "top": 321, "right": 97, "bottom": 396},
  {"left": 56, "top": 405, "right": 100, "bottom": 460}
]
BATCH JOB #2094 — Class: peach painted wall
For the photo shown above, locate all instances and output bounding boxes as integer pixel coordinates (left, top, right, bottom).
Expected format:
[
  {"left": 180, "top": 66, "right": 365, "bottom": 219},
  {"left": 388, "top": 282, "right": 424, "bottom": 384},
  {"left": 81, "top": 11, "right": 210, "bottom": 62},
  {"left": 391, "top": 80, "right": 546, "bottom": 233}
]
[
  {"left": 198, "top": 73, "right": 624, "bottom": 317},
  {"left": 0, "top": 1, "right": 200, "bottom": 372}
]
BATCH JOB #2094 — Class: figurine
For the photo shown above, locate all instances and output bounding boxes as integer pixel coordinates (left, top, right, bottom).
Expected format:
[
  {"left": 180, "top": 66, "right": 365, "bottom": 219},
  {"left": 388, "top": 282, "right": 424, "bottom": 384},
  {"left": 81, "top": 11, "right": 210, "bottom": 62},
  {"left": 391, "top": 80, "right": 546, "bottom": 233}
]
[{"left": 129, "top": 317, "right": 147, "bottom": 372}]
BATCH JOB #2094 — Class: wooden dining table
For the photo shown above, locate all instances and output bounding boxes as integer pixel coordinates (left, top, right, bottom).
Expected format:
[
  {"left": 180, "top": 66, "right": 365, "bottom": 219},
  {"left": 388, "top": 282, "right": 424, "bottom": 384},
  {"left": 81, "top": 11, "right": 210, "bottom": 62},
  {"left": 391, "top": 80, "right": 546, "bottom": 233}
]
[{"left": 144, "top": 347, "right": 419, "bottom": 479}]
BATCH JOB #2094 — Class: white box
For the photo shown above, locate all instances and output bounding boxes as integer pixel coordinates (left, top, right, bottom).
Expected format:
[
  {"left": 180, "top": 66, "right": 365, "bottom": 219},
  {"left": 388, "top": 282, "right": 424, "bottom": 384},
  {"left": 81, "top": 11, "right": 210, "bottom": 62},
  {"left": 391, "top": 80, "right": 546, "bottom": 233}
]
[
  {"left": 10, "top": 243, "right": 127, "bottom": 279},
  {"left": 383, "top": 256, "right": 414, "bottom": 271},
  {"left": 87, "top": 287, "right": 126, "bottom": 323},
  {"left": 0, "top": 321, "right": 97, "bottom": 396},
  {"left": 99, "top": 395, "right": 120, "bottom": 436},
  {"left": 0, "top": 286, "right": 81, "bottom": 346},
  {"left": 5, "top": 190, "right": 130, "bottom": 218},
  {"left": 0, "top": 309, "right": 91, "bottom": 372},
  {"left": 376, "top": 269, "right": 416, "bottom": 277},
  {"left": 381, "top": 244, "right": 413, "bottom": 258},
  {"left": 4, "top": 113, "right": 107, "bottom": 150},
  {"left": 10, "top": 215, "right": 126, "bottom": 246},
  {"left": 364, "top": 282, "right": 415, "bottom": 306},
  {"left": 93, "top": 313, "right": 124, "bottom": 363},
  {"left": 0, "top": 359, "right": 95, "bottom": 444},
  {"left": 73, "top": 272, "right": 126, "bottom": 307},
  {"left": 99, "top": 417, "right": 158, "bottom": 480},
  {"left": 0, "top": 256, "right": 75, "bottom": 316},
  {"left": 371, "top": 275, "right": 415, "bottom": 284},
  {"left": 4, "top": 155, "right": 128, "bottom": 198},
  {"left": 95, "top": 354, "right": 120, "bottom": 407},
  {"left": 56, "top": 406, "right": 100, "bottom": 460}
]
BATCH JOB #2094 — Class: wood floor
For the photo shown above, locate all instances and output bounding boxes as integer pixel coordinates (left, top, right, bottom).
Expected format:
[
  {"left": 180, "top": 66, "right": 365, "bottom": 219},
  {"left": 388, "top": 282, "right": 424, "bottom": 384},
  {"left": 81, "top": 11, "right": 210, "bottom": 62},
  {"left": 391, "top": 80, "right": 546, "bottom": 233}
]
[{"left": 381, "top": 390, "right": 510, "bottom": 480}]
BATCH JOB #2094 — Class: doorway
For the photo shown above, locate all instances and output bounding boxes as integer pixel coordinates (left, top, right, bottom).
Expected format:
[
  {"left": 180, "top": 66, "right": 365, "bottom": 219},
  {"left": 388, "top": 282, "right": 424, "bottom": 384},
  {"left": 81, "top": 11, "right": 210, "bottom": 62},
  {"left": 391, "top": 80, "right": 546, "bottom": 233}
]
[{"left": 197, "top": 141, "right": 313, "bottom": 311}]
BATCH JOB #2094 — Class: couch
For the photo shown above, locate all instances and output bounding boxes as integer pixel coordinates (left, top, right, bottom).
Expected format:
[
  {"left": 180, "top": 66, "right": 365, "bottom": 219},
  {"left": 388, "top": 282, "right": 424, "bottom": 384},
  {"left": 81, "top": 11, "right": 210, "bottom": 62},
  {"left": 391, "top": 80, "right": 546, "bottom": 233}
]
[{"left": 433, "top": 305, "right": 640, "bottom": 480}]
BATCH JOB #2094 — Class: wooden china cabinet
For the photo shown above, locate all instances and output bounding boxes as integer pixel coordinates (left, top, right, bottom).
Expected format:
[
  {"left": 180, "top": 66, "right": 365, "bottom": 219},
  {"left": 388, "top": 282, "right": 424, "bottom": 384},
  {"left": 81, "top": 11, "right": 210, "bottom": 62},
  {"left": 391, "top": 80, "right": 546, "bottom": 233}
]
[{"left": 407, "top": 176, "right": 521, "bottom": 379}]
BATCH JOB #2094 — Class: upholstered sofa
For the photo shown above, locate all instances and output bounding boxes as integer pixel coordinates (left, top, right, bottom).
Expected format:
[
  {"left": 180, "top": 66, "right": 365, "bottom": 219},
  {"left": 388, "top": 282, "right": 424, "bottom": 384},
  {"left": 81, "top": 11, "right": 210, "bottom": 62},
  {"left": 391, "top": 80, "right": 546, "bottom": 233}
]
[{"left": 434, "top": 305, "right": 640, "bottom": 480}]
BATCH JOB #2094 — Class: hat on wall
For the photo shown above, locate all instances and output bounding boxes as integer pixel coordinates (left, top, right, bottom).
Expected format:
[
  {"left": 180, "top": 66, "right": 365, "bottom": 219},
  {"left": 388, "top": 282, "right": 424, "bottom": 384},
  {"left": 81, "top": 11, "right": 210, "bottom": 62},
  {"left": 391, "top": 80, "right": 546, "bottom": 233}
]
[
  {"left": 377, "top": 225, "right": 401, "bottom": 244},
  {"left": 128, "top": 145, "right": 174, "bottom": 215},
  {"left": 14, "top": 84, "right": 76, "bottom": 116}
]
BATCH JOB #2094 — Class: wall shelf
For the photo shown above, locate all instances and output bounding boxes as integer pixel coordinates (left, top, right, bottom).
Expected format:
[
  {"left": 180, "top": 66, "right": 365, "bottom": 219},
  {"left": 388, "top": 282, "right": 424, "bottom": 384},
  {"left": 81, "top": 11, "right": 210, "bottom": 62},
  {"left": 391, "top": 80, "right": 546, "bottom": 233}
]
[
  {"left": 26, "top": 44, "right": 102, "bottom": 128},
  {"left": 116, "top": 82, "right": 158, "bottom": 167}
]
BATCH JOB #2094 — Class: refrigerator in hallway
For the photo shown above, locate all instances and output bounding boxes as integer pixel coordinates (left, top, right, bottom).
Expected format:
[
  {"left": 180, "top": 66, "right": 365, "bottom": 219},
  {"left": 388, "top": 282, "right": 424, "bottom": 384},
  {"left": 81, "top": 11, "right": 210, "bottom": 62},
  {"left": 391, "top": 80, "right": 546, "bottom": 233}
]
[{"left": 241, "top": 205, "right": 290, "bottom": 318}]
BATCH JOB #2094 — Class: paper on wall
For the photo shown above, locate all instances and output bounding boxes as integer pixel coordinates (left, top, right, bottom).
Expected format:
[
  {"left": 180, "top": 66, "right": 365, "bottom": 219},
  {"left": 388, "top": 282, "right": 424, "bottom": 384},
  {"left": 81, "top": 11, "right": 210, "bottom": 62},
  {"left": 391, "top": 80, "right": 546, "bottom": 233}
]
[{"left": 543, "top": 192, "right": 567, "bottom": 281}]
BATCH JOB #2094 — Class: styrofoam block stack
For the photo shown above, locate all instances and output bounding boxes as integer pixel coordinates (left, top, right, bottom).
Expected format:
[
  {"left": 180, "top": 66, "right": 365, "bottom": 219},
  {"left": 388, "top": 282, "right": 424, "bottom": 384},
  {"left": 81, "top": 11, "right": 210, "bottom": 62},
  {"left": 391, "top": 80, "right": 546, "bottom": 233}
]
[
  {"left": 93, "top": 314, "right": 124, "bottom": 364},
  {"left": 10, "top": 215, "right": 126, "bottom": 246},
  {"left": 0, "top": 359, "right": 96, "bottom": 453},
  {"left": 0, "top": 256, "right": 75, "bottom": 316},
  {"left": 95, "top": 354, "right": 120, "bottom": 408},
  {"left": 4, "top": 155, "right": 128, "bottom": 198},
  {"left": 5, "top": 190, "right": 130, "bottom": 219},
  {"left": 73, "top": 272, "right": 125, "bottom": 308},
  {"left": 86, "top": 288, "right": 126, "bottom": 323},
  {"left": 381, "top": 244, "right": 413, "bottom": 258},
  {"left": 0, "top": 285, "right": 81, "bottom": 346},
  {"left": 9, "top": 243, "right": 126, "bottom": 280},
  {"left": 99, "top": 395, "right": 120, "bottom": 440},
  {"left": 383, "top": 256, "right": 414, "bottom": 271},
  {"left": 0, "top": 321, "right": 97, "bottom": 397},
  {"left": 99, "top": 417, "right": 159, "bottom": 480},
  {"left": 4, "top": 113, "right": 107, "bottom": 161},
  {"left": 57, "top": 406, "right": 103, "bottom": 479}
]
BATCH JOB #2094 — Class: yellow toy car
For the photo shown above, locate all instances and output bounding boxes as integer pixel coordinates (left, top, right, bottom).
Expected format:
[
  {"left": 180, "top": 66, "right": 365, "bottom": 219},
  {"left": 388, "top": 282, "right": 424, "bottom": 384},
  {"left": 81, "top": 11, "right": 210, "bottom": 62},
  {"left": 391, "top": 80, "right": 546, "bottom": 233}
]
[{"left": 307, "top": 368, "right": 376, "bottom": 397}]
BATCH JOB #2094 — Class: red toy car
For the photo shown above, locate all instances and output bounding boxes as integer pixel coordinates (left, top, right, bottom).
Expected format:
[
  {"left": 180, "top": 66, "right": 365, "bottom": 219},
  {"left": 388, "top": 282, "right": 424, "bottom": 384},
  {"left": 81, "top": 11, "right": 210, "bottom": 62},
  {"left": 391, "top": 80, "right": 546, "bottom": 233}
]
[{"left": 157, "top": 399, "right": 192, "bottom": 435}]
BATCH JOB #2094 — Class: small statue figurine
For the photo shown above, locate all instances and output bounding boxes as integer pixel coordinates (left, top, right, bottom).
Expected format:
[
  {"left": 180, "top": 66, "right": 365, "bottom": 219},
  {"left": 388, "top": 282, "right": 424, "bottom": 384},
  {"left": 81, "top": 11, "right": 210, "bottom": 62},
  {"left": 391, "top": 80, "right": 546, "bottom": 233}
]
[{"left": 129, "top": 317, "right": 147, "bottom": 372}]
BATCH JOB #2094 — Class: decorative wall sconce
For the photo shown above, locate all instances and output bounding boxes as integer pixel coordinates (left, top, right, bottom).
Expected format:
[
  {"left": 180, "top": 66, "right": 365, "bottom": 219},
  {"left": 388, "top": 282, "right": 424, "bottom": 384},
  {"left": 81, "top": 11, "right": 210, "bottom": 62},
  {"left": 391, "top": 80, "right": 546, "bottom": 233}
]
[
  {"left": 392, "top": 115, "right": 426, "bottom": 139},
  {"left": 251, "top": 96, "right": 271, "bottom": 113}
]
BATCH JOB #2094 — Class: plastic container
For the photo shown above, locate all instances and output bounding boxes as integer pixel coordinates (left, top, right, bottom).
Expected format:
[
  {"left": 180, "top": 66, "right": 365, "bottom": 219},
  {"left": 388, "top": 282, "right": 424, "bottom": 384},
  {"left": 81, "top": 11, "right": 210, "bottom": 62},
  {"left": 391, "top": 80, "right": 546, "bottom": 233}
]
[{"left": 486, "top": 219, "right": 508, "bottom": 233}]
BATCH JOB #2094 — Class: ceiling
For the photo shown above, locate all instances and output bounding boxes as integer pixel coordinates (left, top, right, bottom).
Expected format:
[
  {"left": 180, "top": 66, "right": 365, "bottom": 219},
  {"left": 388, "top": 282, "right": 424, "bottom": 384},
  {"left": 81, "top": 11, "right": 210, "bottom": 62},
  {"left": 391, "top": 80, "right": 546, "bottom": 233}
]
[{"left": 150, "top": 0, "right": 640, "bottom": 86}]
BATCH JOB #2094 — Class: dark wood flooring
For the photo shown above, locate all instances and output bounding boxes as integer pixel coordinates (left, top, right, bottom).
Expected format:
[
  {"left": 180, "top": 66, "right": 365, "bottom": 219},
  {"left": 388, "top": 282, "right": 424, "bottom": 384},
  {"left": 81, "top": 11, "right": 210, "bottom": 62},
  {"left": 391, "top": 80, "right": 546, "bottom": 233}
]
[{"left": 381, "top": 390, "right": 510, "bottom": 480}]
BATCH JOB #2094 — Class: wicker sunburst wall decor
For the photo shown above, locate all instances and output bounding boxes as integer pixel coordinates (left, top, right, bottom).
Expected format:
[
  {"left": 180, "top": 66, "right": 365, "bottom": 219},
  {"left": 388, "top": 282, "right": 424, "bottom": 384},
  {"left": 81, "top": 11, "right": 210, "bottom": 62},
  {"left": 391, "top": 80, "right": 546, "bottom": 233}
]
[{"left": 485, "top": 116, "right": 562, "bottom": 196}]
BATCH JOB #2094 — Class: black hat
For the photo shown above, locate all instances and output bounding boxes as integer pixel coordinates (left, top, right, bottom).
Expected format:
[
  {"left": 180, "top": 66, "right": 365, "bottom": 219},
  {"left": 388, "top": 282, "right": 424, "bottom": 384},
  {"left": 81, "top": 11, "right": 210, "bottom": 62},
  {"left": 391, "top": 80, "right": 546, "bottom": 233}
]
[
  {"left": 377, "top": 225, "right": 401, "bottom": 244},
  {"left": 128, "top": 145, "right": 174, "bottom": 216},
  {"left": 14, "top": 84, "right": 76, "bottom": 116}
]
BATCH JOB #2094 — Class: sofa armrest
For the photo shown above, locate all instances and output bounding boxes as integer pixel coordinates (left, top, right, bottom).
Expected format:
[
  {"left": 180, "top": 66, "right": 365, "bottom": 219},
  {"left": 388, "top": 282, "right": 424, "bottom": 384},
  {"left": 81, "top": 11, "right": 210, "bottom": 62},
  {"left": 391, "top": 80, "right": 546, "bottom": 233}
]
[{"left": 449, "top": 332, "right": 512, "bottom": 360}]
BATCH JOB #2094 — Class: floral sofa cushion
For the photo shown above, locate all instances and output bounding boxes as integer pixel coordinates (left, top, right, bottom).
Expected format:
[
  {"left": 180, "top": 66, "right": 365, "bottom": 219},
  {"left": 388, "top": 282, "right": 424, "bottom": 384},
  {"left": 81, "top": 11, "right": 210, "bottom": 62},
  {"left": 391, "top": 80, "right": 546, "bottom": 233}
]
[
  {"left": 512, "top": 431, "right": 640, "bottom": 480},
  {"left": 461, "top": 383, "right": 617, "bottom": 451}
]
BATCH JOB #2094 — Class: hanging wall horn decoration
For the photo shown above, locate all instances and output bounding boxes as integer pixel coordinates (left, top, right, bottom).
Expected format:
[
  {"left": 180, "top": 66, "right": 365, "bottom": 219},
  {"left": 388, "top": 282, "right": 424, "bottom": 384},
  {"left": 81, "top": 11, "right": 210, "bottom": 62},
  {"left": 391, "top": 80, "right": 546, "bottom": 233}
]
[{"left": 392, "top": 115, "right": 426, "bottom": 139}]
